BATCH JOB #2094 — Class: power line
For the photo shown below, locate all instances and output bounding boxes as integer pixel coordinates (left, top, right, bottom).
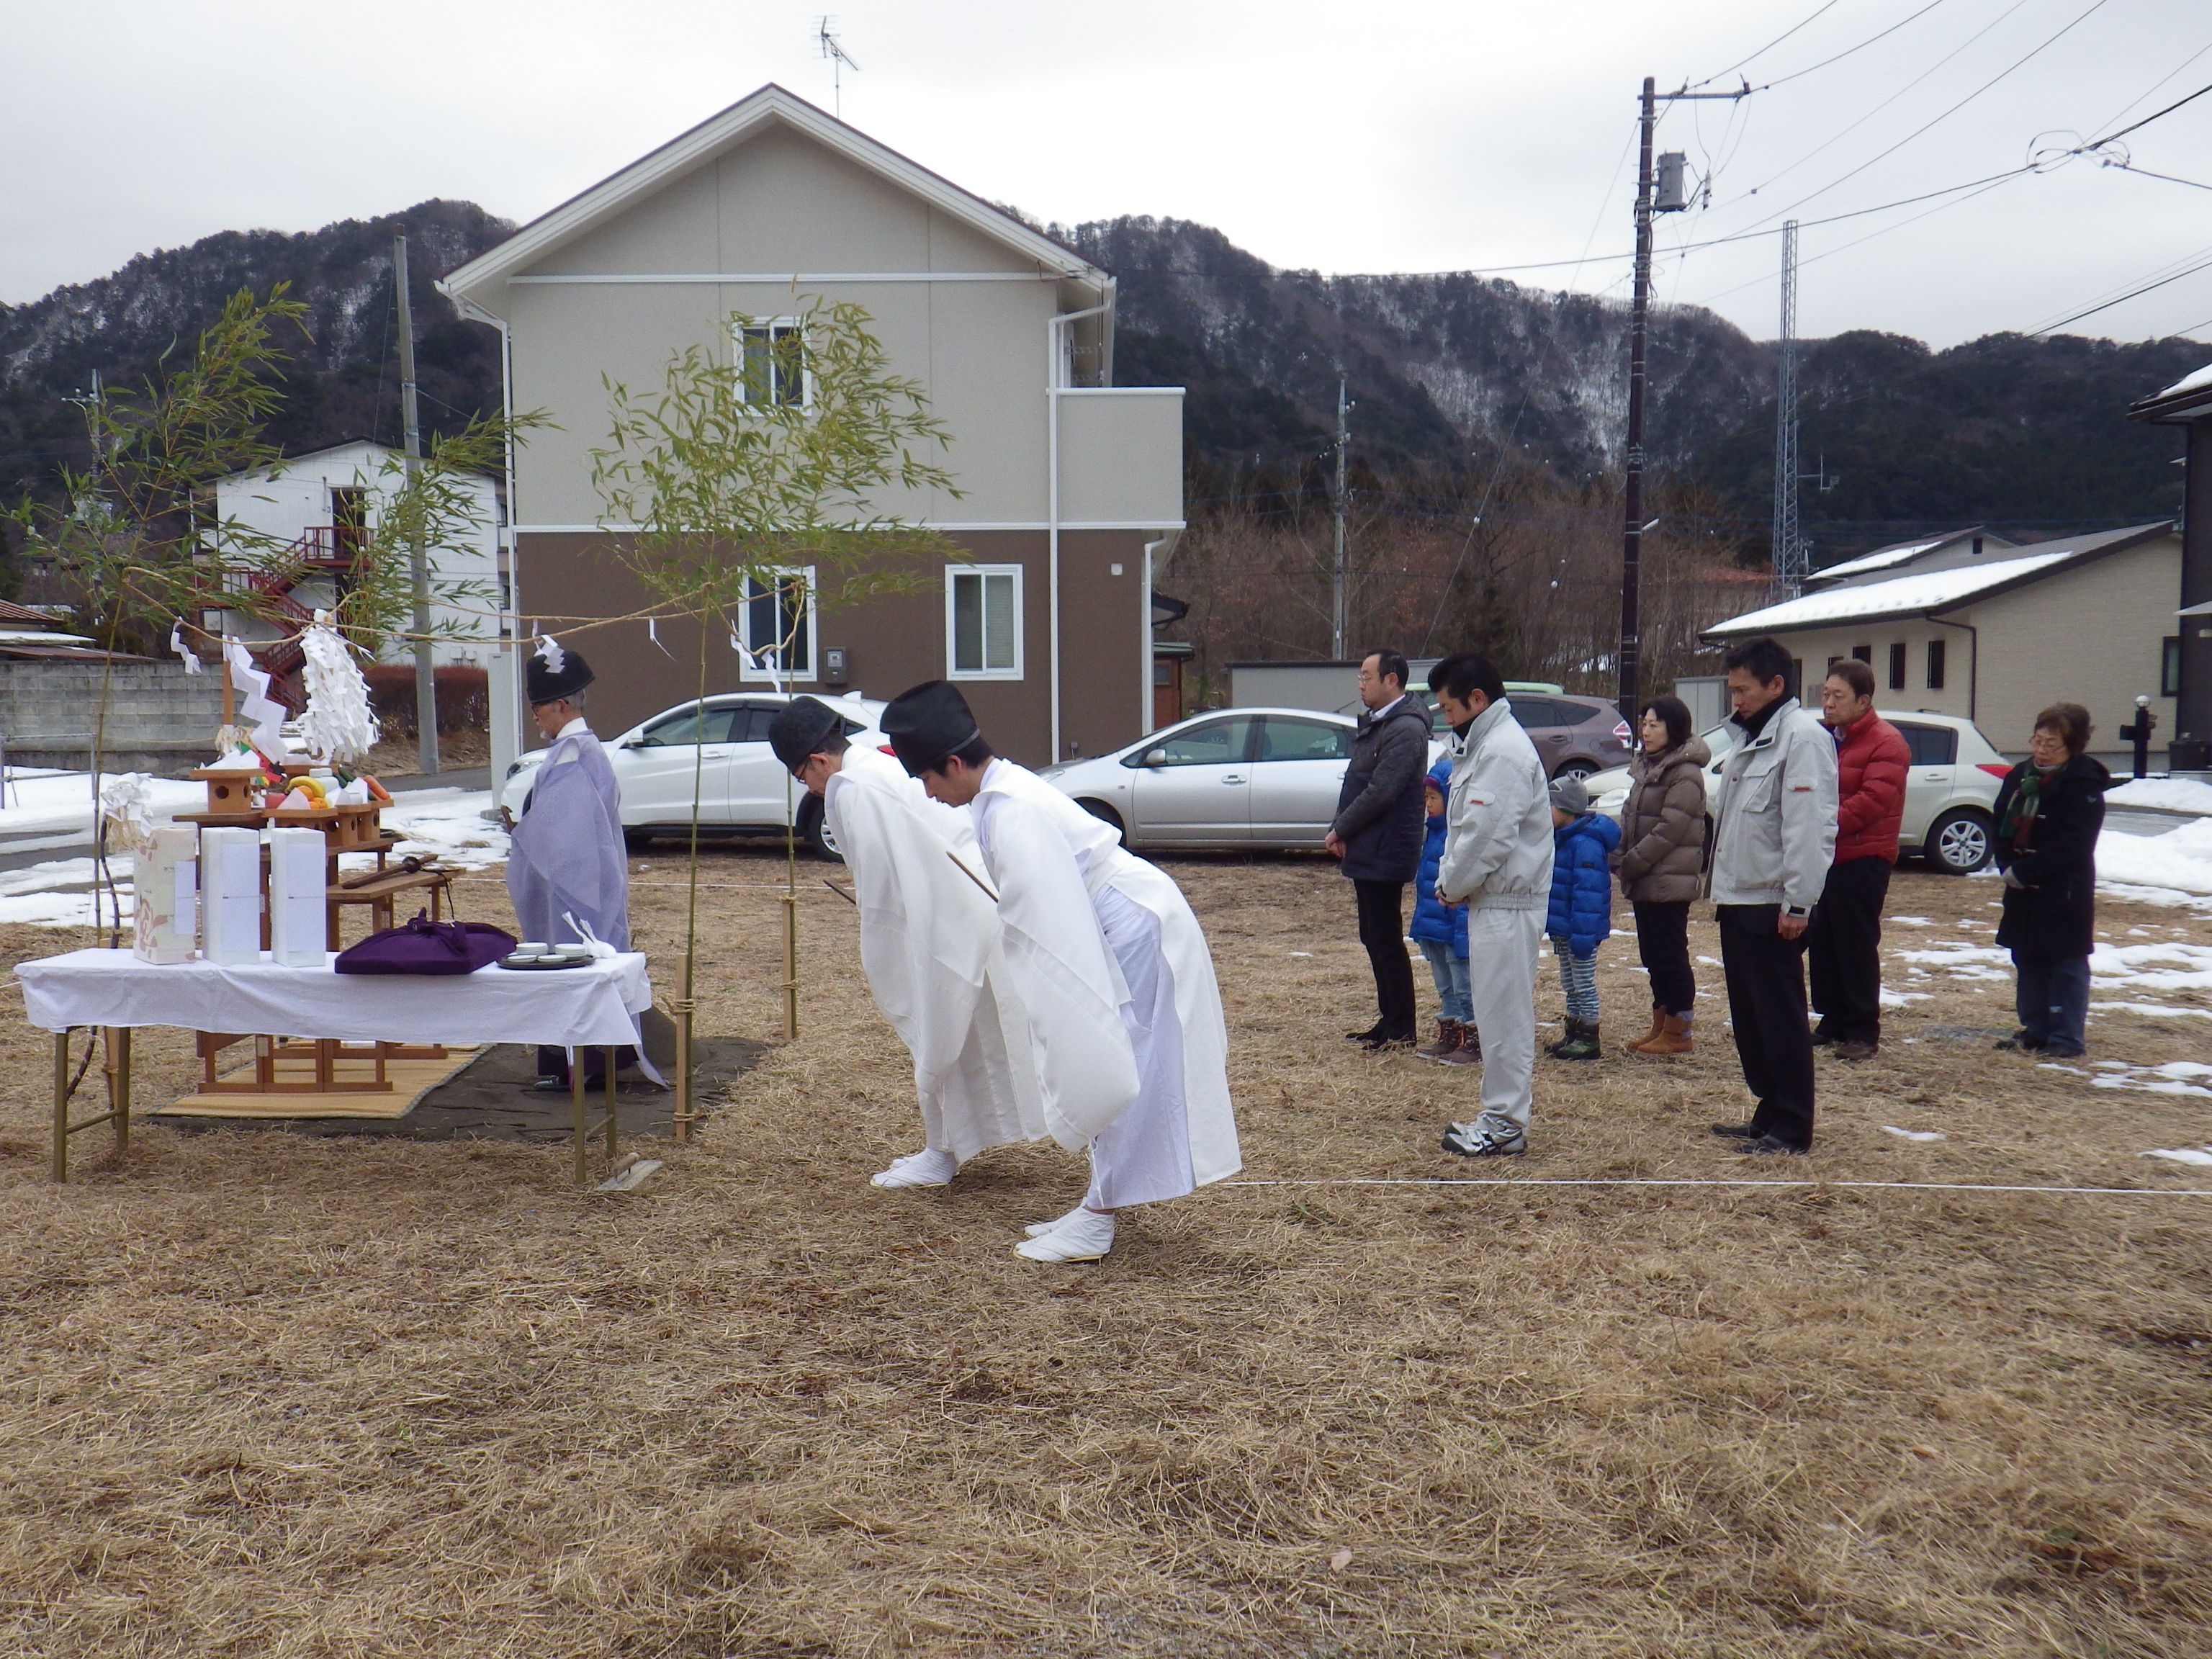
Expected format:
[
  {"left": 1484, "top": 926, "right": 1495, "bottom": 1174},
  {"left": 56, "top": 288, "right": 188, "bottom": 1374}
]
[
  {"left": 1691, "top": 0, "right": 1845, "bottom": 89},
  {"left": 1729, "top": 0, "right": 2118, "bottom": 237},
  {"left": 1719, "top": 0, "right": 2038, "bottom": 209},
  {"left": 2030, "top": 251, "right": 2212, "bottom": 336},
  {"left": 1758, "top": 0, "right": 1956, "bottom": 89}
]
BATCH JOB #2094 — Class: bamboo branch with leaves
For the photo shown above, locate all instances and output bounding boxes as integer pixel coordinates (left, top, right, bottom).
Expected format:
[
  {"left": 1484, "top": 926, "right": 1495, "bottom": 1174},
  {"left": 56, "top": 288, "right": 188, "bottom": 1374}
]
[{"left": 588, "top": 298, "right": 965, "bottom": 1113}]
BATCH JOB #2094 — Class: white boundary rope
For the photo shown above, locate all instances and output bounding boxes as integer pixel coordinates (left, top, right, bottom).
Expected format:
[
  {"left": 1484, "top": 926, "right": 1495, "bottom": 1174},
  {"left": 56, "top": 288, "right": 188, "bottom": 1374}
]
[{"left": 1226, "top": 1177, "right": 2212, "bottom": 1197}]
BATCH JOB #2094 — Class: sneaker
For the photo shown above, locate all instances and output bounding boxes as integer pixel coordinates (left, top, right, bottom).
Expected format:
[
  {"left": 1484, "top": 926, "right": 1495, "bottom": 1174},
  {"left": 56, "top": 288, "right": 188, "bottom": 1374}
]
[
  {"left": 2040, "top": 1040, "right": 2086, "bottom": 1059},
  {"left": 1736, "top": 1133, "right": 1808, "bottom": 1156},
  {"left": 1835, "top": 1040, "right": 1879, "bottom": 1061},
  {"left": 1992, "top": 1030, "right": 2044, "bottom": 1052},
  {"left": 1709, "top": 1121, "right": 1761, "bottom": 1138},
  {"left": 1439, "top": 1121, "right": 1526, "bottom": 1158},
  {"left": 1360, "top": 1029, "right": 1416, "bottom": 1052}
]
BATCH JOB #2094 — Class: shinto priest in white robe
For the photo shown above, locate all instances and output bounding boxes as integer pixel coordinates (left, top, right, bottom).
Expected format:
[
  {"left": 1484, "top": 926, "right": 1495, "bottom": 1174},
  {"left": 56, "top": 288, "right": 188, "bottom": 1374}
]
[
  {"left": 822, "top": 742, "right": 1046, "bottom": 1161},
  {"left": 966, "top": 756, "right": 1241, "bottom": 1208}
]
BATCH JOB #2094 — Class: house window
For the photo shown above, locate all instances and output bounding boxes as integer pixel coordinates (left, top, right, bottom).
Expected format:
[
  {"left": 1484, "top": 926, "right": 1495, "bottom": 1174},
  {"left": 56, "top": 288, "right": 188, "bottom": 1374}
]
[
  {"left": 1926, "top": 638, "right": 1946, "bottom": 691},
  {"left": 1851, "top": 644, "right": 1873, "bottom": 665},
  {"left": 739, "top": 567, "right": 814, "bottom": 681},
  {"left": 735, "top": 320, "right": 809, "bottom": 409},
  {"left": 1888, "top": 642, "right": 1907, "bottom": 691},
  {"left": 2164, "top": 636, "right": 2183, "bottom": 698},
  {"left": 946, "top": 565, "right": 1022, "bottom": 679}
]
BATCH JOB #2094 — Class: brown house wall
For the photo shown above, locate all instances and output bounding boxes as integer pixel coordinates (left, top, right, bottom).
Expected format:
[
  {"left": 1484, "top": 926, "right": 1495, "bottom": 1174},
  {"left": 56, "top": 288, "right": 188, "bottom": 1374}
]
[{"left": 513, "top": 529, "right": 1154, "bottom": 766}]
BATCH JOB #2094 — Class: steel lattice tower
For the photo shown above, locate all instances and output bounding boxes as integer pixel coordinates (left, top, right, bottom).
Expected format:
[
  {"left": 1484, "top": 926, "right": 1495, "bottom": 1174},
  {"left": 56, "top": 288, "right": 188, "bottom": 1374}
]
[{"left": 1771, "top": 219, "right": 1810, "bottom": 598}]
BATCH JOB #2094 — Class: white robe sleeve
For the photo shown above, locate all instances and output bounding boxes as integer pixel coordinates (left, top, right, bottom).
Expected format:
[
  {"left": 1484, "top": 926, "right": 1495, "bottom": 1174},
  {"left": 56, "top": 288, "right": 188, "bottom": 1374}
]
[
  {"left": 827, "top": 752, "right": 1046, "bottom": 1159},
  {"left": 973, "top": 789, "right": 1140, "bottom": 1148}
]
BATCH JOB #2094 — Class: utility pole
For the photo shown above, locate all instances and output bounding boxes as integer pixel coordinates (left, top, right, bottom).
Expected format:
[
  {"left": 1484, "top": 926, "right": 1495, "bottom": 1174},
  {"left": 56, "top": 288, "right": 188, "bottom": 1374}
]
[
  {"left": 1618, "top": 76, "right": 1747, "bottom": 724},
  {"left": 1331, "top": 377, "right": 1350, "bottom": 660},
  {"left": 394, "top": 233, "right": 438, "bottom": 774},
  {"left": 1771, "top": 219, "right": 1812, "bottom": 599}
]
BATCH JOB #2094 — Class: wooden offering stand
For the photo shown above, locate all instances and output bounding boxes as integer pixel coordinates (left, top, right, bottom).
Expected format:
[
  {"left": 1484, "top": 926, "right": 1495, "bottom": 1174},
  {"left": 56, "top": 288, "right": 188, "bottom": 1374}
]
[{"left": 175, "top": 759, "right": 459, "bottom": 1101}]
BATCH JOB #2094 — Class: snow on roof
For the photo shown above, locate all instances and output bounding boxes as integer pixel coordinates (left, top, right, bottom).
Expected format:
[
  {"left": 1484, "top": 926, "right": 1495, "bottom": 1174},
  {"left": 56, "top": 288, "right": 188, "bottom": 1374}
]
[
  {"left": 1708, "top": 549, "right": 2075, "bottom": 634},
  {"left": 2156, "top": 361, "right": 2212, "bottom": 402},
  {"left": 1812, "top": 539, "right": 1942, "bottom": 580}
]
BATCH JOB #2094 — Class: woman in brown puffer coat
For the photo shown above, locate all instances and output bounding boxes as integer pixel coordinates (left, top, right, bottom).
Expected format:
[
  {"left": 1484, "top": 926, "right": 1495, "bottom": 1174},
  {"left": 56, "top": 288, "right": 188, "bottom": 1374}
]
[{"left": 1610, "top": 695, "right": 1711, "bottom": 1054}]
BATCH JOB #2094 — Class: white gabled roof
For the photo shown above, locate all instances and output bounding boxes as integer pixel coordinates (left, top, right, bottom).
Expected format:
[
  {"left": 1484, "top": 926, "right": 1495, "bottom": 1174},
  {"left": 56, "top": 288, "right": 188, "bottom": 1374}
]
[
  {"left": 1715, "top": 552, "right": 2076, "bottom": 633},
  {"left": 442, "top": 84, "right": 1106, "bottom": 300},
  {"left": 1704, "top": 520, "right": 2177, "bottom": 638}
]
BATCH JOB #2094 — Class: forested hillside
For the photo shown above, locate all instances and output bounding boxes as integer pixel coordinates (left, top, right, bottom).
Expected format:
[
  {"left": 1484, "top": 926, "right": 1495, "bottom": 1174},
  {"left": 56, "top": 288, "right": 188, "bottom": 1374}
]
[{"left": 1, "top": 202, "right": 2195, "bottom": 547}]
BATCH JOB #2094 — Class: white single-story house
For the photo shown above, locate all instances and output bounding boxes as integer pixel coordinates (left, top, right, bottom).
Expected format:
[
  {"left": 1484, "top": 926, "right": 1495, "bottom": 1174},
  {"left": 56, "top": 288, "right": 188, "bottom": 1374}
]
[{"left": 1703, "top": 521, "right": 2181, "bottom": 764}]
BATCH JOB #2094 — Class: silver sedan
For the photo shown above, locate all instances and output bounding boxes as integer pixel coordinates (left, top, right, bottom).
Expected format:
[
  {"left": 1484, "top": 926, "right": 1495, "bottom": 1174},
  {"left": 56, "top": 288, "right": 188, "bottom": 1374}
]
[{"left": 1041, "top": 707, "right": 1444, "bottom": 850}]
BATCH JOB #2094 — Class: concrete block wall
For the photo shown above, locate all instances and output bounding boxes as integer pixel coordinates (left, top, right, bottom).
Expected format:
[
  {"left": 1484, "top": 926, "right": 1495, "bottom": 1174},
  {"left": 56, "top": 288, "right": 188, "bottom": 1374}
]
[{"left": 0, "top": 662, "right": 229, "bottom": 776}]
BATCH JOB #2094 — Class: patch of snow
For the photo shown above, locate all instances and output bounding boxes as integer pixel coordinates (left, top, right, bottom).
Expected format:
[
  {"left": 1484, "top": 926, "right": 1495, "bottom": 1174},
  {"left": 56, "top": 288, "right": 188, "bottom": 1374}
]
[
  {"left": 2107, "top": 778, "right": 2212, "bottom": 816},
  {"left": 1696, "top": 955, "right": 1720, "bottom": 966},
  {"left": 1895, "top": 943, "right": 2011, "bottom": 981},
  {"left": 2142, "top": 1146, "right": 2212, "bottom": 1166},
  {"left": 1812, "top": 539, "right": 1942, "bottom": 580},
  {"left": 1711, "top": 549, "right": 2074, "bottom": 633},
  {"left": 1879, "top": 987, "right": 1933, "bottom": 1007},
  {"left": 2093, "top": 999, "right": 2212, "bottom": 1020},
  {"left": 1889, "top": 915, "right": 1935, "bottom": 926},
  {"left": 2154, "top": 360, "right": 2212, "bottom": 401},
  {"left": 2097, "top": 818, "right": 2212, "bottom": 897},
  {"left": 1881, "top": 1125, "right": 1947, "bottom": 1142},
  {"left": 2088, "top": 939, "right": 2212, "bottom": 993}
]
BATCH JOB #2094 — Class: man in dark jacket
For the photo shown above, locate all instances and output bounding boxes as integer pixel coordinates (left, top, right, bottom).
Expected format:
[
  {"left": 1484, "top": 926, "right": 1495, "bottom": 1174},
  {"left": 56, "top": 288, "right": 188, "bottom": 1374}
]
[
  {"left": 1326, "top": 649, "right": 1434, "bottom": 1048},
  {"left": 1807, "top": 659, "right": 1911, "bottom": 1061}
]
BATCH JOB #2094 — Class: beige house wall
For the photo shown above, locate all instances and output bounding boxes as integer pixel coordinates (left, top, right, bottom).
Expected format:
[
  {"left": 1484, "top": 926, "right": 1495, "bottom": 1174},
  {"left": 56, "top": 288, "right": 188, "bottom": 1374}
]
[{"left": 1746, "top": 534, "right": 2181, "bottom": 760}]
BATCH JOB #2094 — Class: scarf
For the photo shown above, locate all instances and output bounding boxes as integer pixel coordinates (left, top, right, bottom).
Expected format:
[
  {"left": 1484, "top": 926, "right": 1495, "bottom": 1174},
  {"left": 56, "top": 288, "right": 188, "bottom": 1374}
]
[{"left": 2000, "top": 761, "right": 2059, "bottom": 850}]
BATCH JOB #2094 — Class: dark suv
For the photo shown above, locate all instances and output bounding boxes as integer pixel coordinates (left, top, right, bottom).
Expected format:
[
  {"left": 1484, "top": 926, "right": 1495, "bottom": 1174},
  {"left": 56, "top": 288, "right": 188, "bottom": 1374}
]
[{"left": 1422, "top": 691, "right": 1632, "bottom": 781}]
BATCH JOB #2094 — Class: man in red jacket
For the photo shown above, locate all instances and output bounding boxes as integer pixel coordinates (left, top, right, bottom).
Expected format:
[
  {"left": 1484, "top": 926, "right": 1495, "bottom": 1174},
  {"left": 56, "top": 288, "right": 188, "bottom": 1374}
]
[{"left": 1809, "top": 658, "right": 1910, "bottom": 1060}]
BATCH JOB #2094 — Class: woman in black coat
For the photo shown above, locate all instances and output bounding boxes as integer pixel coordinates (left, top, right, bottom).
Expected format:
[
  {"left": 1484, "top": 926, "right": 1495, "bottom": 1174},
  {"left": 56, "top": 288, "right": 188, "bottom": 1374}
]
[{"left": 1991, "top": 701, "right": 2109, "bottom": 1058}]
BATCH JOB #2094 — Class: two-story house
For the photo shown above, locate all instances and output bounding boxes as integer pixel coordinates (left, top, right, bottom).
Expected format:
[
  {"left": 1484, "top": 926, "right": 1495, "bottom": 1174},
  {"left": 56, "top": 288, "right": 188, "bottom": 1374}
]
[{"left": 439, "top": 85, "right": 1184, "bottom": 770}]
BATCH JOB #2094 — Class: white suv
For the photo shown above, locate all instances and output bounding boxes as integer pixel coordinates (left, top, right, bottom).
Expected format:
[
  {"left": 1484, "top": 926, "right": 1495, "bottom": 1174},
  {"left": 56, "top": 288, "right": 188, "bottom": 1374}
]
[{"left": 1585, "top": 710, "right": 2010, "bottom": 874}]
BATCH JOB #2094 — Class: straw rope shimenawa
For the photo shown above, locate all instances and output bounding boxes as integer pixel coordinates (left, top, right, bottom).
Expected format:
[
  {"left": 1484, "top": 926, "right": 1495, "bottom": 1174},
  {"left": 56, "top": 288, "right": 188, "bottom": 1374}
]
[{"left": 0, "top": 852, "right": 2208, "bottom": 1653}]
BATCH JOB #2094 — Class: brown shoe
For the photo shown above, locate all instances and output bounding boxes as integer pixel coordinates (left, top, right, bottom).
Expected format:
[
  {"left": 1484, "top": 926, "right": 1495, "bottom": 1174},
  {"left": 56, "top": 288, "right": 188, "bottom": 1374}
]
[
  {"left": 1638, "top": 1014, "right": 1694, "bottom": 1056},
  {"left": 1416, "top": 1018, "right": 1463, "bottom": 1060},
  {"left": 1624, "top": 1010, "right": 1667, "bottom": 1053},
  {"left": 1437, "top": 1025, "right": 1483, "bottom": 1066}
]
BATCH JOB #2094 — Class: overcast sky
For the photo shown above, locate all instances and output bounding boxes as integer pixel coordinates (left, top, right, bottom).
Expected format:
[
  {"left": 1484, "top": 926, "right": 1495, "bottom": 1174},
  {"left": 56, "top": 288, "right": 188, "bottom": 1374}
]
[{"left": 6, "top": 0, "right": 2209, "bottom": 349}]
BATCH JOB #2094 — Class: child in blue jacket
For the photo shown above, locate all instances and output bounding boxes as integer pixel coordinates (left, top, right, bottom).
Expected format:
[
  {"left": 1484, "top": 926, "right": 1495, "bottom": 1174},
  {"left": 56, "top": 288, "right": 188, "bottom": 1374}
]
[
  {"left": 1409, "top": 761, "right": 1478, "bottom": 1064},
  {"left": 1546, "top": 774, "right": 1619, "bottom": 1060}
]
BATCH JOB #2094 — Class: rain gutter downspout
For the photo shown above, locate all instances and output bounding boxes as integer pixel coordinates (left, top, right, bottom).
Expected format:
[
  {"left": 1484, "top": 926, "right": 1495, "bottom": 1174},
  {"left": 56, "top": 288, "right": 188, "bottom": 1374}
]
[
  {"left": 441, "top": 287, "right": 521, "bottom": 781},
  {"left": 1928, "top": 613, "right": 1977, "bottom": 723},
  {"left": 1141, "top": 533, "right": 1176, "bottom": 737},
  {"left": 1048, "top": 297, "right": 1112, "bottom": 762}
]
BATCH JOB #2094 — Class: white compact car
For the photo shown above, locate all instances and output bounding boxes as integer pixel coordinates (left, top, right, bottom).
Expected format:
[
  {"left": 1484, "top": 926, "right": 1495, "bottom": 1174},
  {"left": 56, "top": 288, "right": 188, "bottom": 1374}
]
[
  {"left": 498, "top": 690, "right": 887, "bottom": 860},
  {"left": 1042, "top": 706, "right": 1447, "bottom": 851},
  {"left": 1585, "top": 709, "right": 2010, "bottom": 873}
]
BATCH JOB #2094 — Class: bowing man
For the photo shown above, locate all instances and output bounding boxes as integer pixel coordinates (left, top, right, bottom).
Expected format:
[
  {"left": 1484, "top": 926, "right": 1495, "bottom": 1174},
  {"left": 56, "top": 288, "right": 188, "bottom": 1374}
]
[
  {"left": 881, "top": 680, "right": 1242, "bottom": 1264},
  {"left": 768, "top": 696, "right": 1046, "bottom": 1187},
  {"left": 505, "top": 639, "right": 634, "bottom": 1091}
]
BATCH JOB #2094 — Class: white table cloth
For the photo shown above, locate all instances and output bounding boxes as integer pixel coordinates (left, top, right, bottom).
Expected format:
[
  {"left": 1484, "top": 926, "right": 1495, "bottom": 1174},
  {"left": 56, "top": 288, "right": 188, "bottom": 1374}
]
[{"left": 15, "top": 950, "right": 654, "bottom": 1048}]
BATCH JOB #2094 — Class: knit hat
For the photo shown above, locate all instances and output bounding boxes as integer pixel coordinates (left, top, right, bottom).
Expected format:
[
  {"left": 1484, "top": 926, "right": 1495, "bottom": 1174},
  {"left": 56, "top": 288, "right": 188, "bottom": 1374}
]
[{"left": 1548, "top": 775, "right": 1590, "bottom": 817}]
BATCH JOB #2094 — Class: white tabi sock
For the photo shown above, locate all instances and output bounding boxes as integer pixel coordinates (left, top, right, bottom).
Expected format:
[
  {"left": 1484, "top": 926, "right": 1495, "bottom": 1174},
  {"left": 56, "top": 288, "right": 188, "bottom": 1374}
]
[
  {"left": 870, "top": 1147, "right": 957, "bottom": 1189},
  {"left": 1014, "top": 1208, "right": 1115, "bottom": 1263},
  {"left": 1024, "top": 1204, "right": 1087, "bottom": 1238}
]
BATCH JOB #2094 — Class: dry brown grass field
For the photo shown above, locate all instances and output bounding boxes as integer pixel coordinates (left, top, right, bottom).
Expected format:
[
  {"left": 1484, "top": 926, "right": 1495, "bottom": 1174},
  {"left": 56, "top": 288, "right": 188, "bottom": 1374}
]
[{"left": 1, "top": 845, "right": 2209, "bottom": 1657}]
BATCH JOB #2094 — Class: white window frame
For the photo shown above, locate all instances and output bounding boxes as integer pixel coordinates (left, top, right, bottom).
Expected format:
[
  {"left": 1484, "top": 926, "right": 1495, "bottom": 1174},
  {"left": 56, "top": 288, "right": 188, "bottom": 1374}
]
[
  {"left": 732, "top": 317, "right": 813, "bottom": 411},
  {"left": 944, "top": 563, "right": 1024, "bottom": 681},
  {"left": 738, "top": 565, "right": 817, "bottom": 683}
]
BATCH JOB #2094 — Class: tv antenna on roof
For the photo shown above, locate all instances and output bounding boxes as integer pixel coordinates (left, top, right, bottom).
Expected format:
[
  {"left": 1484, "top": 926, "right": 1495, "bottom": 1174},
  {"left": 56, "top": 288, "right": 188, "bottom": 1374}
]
[{"left": 817, "top": 17, "right": 859, "bottom": 118}]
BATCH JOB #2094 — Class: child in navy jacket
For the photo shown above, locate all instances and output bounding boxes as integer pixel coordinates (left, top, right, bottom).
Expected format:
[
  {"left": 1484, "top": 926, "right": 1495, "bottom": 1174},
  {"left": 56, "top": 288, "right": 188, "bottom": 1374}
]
[
  {"left": 1546, "top": 775, "right": 1619, "bottom": 1059},
  {"left": 1409, "top": 763, "right": 1478, "bottom": 1064}
]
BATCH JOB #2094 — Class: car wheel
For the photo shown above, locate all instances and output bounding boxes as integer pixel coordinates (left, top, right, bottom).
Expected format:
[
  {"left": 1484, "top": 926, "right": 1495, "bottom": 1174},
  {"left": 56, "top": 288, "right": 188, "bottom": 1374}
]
[
  {"left": 1923, "top": 808, "right": 1992, "bottom": 875},
  {"left": 796, "top": 796, "right": 844, "bottom": 863},
  {"left": 622, "top": 828, "right": 655, "bottom": 854},
  {"left": 1553, "top": 759, "right": 1598, "bottom": 783},
  {"left": 1076, "top": 799, "right": 1127, "bottom": 845}
]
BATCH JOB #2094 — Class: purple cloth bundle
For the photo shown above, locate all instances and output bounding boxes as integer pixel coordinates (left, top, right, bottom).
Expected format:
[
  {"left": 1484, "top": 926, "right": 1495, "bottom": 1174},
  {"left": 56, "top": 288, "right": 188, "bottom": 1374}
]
[{"left": 333, "top": 912, "right": 516, "bottom": 976}]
